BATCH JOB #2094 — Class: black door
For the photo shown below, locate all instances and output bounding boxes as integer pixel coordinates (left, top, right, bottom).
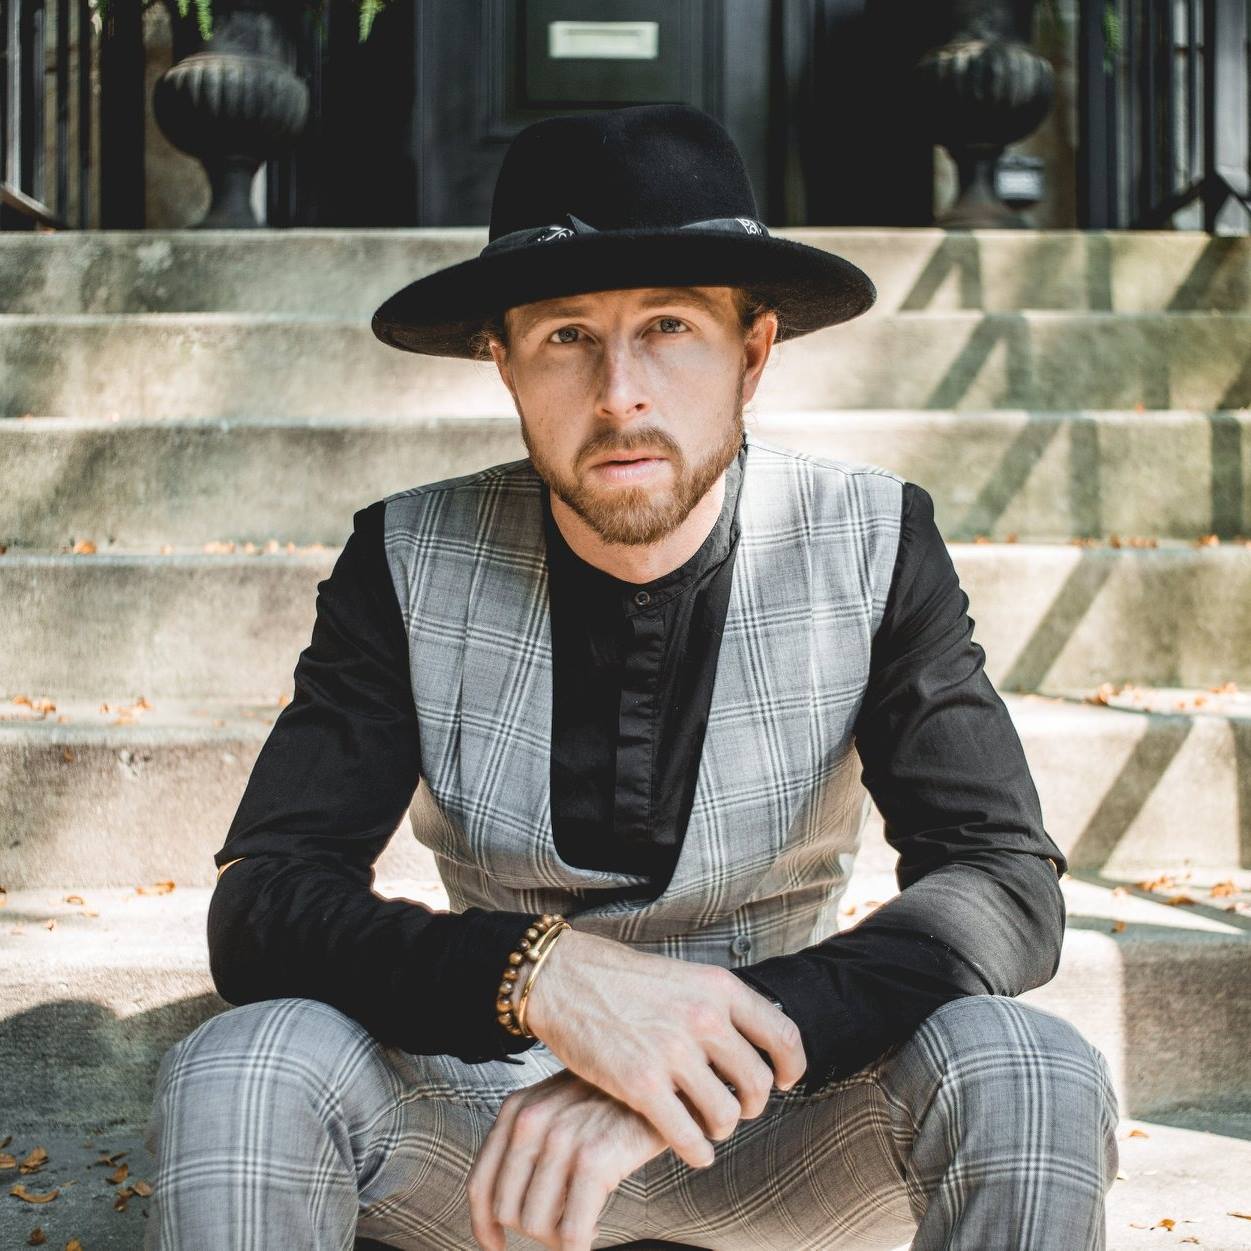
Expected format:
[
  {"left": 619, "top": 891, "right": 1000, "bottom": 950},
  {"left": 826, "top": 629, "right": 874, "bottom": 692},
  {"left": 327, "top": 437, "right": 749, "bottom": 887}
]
[{"left": 412, "top": 0, "right": 772, "bottom": 226}]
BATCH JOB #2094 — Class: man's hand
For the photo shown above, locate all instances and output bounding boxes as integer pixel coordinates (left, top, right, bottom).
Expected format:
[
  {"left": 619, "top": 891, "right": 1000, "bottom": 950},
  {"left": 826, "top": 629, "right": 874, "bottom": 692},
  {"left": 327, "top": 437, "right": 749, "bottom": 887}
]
[
  {"left": 468, "top": 1068, "right": 666, "bottom": 1251},
  {"left": 517, "top": 929, "right": 807, "bottom": 1169}
]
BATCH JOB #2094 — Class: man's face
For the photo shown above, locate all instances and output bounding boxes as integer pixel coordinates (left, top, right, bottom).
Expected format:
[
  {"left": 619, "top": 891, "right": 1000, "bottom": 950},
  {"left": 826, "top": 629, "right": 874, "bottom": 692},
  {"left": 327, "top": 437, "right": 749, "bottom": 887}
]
[{"left": 488, "top": 285, "right": 777, "bottom": 547}]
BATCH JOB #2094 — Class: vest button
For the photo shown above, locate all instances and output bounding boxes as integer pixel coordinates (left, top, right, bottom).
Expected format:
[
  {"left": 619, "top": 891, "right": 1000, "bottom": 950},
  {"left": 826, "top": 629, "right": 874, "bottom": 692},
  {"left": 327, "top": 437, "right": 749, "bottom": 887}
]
[
  {"left": 730, "top": 934, "right": 752, "bottom": 956},
  {"left": 633, "top": 590, "right": 651, "bottom": 607}
]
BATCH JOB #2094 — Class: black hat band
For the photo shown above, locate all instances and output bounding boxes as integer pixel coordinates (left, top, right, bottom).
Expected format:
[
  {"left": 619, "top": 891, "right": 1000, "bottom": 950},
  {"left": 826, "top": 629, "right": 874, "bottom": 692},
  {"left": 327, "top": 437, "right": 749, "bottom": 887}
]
[{"left": 480, "top": 212, "right": 771, "bottom": 258}]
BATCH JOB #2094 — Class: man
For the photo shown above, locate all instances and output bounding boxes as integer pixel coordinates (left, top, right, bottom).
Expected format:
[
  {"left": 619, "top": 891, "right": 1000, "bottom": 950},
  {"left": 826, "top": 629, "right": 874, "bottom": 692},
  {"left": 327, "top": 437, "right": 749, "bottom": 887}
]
[{"left": 146, "top": 104, "right": 1119, "bottom": 1250}]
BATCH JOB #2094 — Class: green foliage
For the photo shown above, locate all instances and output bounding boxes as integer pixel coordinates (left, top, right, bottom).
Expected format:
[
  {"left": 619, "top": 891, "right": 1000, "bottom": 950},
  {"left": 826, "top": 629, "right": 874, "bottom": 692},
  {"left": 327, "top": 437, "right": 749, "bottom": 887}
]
[
  {"left": 1102, "top": 3, "right": 1122, "bottom": 74},
  {"left": 90, "top": 0, "right": 388, "bottom": 44}
]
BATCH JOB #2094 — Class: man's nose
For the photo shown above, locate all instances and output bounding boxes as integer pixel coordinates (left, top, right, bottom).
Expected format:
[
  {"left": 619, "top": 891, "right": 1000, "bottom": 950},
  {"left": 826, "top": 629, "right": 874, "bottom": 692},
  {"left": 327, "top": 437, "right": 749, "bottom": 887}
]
[{"left": 594, "top": 339, "right": 652, "bottom": 421}]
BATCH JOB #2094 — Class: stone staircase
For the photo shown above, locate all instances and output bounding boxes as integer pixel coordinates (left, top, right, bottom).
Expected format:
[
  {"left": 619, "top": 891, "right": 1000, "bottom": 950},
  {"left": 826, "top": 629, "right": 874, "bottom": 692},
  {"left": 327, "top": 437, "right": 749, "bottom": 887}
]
[{"left": 2, "top": 227, "right": 1250, "bottom": 1250}]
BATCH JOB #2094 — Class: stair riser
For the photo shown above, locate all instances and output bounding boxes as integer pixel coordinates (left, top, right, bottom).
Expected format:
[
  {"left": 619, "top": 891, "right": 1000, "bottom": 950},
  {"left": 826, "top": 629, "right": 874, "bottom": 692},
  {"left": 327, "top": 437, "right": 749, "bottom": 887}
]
[
  {"left": 1, "top": 704, "right": 1245, "bottom": 888},
  {"left": 0, "top": 926, "right": 1243, "bottom": 1130},
  {"left": 4, "top": 312, "right": 1251, "bottom": 419},
  {"left": 4, "top": 229, "right": 1250, "bottom": 315},
  {"left": 2, "top": 412, "right": 1247, "bottom": 548},
  {"left": 1019, "top": 929, "right": 1251, "bottom": 1118},
  {"left": 1, "top": 547, "right": 1247, "bottom": 700}
]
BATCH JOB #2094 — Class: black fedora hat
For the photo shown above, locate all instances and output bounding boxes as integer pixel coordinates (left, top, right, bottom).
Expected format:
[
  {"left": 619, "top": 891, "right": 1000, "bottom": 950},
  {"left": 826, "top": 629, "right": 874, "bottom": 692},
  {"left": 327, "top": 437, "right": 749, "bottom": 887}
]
[{"left": 371, "top": 102, "right": 877, "bottom": 359}]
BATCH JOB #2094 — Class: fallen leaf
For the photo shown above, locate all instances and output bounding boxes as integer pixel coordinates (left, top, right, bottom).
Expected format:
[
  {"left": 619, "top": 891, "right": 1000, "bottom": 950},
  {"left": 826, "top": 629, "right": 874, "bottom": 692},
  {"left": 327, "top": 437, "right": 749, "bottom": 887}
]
[
  {"left": 63, "top": 895, "right": 84, "bottom": 906},
  {"left": 70, "top": 539, "right": 96, "bottom": 554},
  {"left": 43, "top": 919, "right": 56, "bottom": 931},
  {"left": 1231, "top": 1210, "right": 1251, "bottom": 1220},
  {"left": 19, "top": 1147, "right": 48, "bottom": 1174},
  {"left": 1111, "top": 919, "right": 1126, "bottom": 933},
  {"left": 0, "top": 1153, "right": 15, "bottom": 1169},
  {"left": 131, "top": 1178, "right": 153, "bottom": 1197},
  {"left": 1154, "top": 1217, "right": 1176, "bottom": 1229},
  {"left": 1163, "top": 894, "right": 1197, "bottom": 906},
  {"left": 136, "top": 880, "right": 175, "bottom": 896},
  {"left": 107, "top": 1162, "right": 129, "bottom": 1184},
  {"left": 1128, "top": 1128, "right": 1150, "bottom": 1139},
  {"left": 0, "top": 1135, "right": 10, "bottom": 1149},
  {"left": 9, "top": 1183, "right": 59, "bottom": 1203},
  {"left": 61, "top": 748, "right": 76, "bottom": 762},
  {"left": 1210, "top": 880, "right": 1238, "bottom": 897},
  {"left": 66, "top": 1240, "right": 84, "bottom": 1251},
  {"left": 26, "top": 1229, "right": 46, "bottom": 1246},
  {"left": 1179, "top": 1238, "right": 1199, "bottom": 1244}
]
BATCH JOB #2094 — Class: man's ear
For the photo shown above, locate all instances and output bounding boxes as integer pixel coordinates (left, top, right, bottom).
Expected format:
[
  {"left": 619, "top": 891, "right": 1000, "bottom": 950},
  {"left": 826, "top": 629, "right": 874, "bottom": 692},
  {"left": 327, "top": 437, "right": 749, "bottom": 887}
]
[
  {"left": 488, "top": 337, "right": 517, "bottom": 401},
  {"left": 741, "top": 310, "right": 778, "bottom": 406}
]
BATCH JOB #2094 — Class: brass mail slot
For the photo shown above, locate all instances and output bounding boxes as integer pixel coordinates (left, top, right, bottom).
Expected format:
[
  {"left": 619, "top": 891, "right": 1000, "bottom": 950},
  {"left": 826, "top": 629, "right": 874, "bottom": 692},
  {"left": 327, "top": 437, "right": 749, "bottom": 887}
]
[{"left": 547, "top": 20, "right": 660, "bottom": 60}]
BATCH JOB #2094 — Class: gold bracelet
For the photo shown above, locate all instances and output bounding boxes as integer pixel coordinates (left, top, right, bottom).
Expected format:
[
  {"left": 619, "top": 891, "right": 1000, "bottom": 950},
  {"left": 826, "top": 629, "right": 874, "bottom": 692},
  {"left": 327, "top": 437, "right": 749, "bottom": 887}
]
[
  {"left": 496, "top": 914, "right": 569, "bottom": 1039},
  {"left": 516, "top": 920, "right": 570, "bottom": 1037}
]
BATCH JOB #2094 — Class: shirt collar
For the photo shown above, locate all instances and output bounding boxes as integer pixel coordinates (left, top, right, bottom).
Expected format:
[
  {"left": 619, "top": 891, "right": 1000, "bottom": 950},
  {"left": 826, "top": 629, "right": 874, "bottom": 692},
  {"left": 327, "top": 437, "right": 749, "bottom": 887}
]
[{"left": 543, "top": 434, "right": 747, "bottom": 616}]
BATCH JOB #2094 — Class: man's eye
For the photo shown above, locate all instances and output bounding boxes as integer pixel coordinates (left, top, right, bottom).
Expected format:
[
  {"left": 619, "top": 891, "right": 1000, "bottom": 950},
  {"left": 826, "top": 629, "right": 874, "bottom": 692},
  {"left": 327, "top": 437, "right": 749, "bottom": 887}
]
[{"left": 547, "top": 317, "right": 689, "bottom": 345}]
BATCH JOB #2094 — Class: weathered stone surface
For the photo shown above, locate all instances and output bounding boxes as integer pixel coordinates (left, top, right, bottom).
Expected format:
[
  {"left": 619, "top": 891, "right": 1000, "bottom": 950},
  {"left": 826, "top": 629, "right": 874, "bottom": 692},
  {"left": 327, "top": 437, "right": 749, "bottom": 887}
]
[
  {"left": 1, "top": 693, "right": 1248, "bottom": 889},
  {"left": 3, "top": 410, "right": 1248, "bottom": 550}
]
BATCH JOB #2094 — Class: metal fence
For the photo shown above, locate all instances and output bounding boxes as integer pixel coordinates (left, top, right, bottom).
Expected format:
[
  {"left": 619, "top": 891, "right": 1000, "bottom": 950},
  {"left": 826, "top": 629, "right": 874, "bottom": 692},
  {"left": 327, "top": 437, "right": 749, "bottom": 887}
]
[{"left": 1079, "top": 0, "right": 1251, "bottom": 231}]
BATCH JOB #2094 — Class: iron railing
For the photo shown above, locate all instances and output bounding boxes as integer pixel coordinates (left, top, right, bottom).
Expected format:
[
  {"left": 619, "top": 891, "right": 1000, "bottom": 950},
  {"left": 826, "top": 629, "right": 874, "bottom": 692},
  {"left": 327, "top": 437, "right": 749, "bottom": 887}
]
[{"left": 1079, "top": 0, "right": 1251, "bottom": 231}]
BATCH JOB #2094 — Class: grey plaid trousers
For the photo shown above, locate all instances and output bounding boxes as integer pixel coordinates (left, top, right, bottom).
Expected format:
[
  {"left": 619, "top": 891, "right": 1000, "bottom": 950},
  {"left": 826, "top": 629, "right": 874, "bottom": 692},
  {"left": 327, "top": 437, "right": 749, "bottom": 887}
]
[{"left": 144, "top": 991, "right": 1119, "bottom": 1250}]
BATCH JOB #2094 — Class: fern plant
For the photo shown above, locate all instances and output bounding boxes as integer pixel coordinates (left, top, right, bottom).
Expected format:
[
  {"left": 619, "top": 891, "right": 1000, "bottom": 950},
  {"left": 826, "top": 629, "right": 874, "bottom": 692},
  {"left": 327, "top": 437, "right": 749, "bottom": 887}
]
[{"left": 91, "top": 0, "right": 389, "bottom": 44}]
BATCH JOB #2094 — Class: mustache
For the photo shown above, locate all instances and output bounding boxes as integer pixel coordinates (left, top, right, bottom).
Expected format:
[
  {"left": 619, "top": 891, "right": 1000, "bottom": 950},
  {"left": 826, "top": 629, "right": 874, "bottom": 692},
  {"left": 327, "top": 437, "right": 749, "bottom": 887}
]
[{"left": 579, "top": 429, "right": 681, "bottom": 466}]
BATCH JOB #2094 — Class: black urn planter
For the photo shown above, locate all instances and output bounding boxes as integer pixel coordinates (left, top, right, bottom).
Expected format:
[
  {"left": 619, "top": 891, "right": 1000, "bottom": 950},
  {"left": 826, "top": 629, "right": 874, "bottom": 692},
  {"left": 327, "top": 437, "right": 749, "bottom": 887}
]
[
  {"left": 912, "top": 0, "right": 1055, "bottom": 229},
  {"left": 153, "top": 0, "right": 310, "bottom": 228}
]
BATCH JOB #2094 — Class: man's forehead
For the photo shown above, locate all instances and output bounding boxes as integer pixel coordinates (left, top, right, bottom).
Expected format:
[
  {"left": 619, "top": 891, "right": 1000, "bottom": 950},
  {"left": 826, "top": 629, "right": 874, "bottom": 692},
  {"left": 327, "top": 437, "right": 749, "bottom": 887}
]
[{"left": 508, "top": 286, "right": 731, "bottom": 331}]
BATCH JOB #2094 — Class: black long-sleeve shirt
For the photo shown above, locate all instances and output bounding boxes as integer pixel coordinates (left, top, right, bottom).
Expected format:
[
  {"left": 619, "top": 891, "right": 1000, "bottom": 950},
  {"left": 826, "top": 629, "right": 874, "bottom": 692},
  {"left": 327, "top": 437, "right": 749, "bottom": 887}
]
[{"left": 209, "top": 443, "right": 1067, "bottom": 1093}]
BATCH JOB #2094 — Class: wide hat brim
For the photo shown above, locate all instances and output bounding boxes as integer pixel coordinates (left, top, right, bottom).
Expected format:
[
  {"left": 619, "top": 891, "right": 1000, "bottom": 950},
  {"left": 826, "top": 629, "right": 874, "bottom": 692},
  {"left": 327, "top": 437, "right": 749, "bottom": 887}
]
[{"left": 371, "top": 227, "right": 877, "bottom": 359}]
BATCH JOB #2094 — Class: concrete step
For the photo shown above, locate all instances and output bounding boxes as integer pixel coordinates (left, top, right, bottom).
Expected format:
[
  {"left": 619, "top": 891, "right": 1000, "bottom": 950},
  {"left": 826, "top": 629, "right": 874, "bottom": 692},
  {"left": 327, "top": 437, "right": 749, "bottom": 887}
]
[
  {"left": 2, "top": 541, "right": 1249, "bottom": 701},
  {"left": 1, "top": 871, "right": 1248, "bottom": 1134},
  {"left": 3, "top": 310, "right": 1251, "bottom": 419},
  {"left": 3, "top": 227, "right": 1249, "bottom": 316},
  {"left": 3, "top": 411, "right": 1248, "bottom": 550},
  {"left": 2, "top": 692, "right": 1250, "bottom": 890},
  {"left": 2, "top": 1113, "right": 1249, "bottom": 1251}
]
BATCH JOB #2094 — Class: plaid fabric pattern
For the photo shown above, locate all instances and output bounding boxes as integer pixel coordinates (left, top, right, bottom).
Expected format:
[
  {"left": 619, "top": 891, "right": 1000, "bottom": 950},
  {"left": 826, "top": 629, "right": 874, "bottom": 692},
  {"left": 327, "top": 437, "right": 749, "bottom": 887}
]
[
  {"left": 383, "top": 433, "right": 904, "bottom": 967},
  {"left": 144, "top": 992, "right": 1118, "bottom": 1249}
]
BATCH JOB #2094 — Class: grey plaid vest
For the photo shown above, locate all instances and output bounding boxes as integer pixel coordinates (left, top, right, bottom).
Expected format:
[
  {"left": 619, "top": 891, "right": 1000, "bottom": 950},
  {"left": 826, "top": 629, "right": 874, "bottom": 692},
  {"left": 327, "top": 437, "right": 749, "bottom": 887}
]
[{"left": 383, "top": 433, "right": 904, "bottom": 972}]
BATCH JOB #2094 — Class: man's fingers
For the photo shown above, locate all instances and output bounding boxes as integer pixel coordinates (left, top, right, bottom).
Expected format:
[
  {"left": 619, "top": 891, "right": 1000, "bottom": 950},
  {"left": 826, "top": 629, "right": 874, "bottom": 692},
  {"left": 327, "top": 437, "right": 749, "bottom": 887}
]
[
  {"left": 467, "top": 1105, "right": 518, "bottom": 1251},
  {"left": 703, "top": 1032, "right": 778, "bottom": 1119},
  {"left": 672, "top": 1060, "right": 748, "bottom": 1142},
  {"left": 559, "top": 1168, "right": 613, "bottom": 1251},
  {"left": 629, "top": 1083, "right": 715, "bottom": 1169},
  {"left": 517, "top": 1136, "right": 576, "bottom": 1245},
  {"left": 733, "top": 989, "right": 807, "bottom": 1091},
  {"left": 492, "top": 1138, "right": 545, "bottom": 1229}
]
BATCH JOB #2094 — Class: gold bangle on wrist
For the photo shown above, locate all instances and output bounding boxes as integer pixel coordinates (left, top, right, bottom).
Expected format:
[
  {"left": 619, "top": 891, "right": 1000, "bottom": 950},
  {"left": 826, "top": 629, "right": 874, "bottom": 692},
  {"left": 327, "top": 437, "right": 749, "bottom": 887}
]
[
  {"left": 516, "top": 920, "right": 569, "bottom": 1036},
  {"left": 496, "top": 914, "right": 571, "bottom": 1040}
]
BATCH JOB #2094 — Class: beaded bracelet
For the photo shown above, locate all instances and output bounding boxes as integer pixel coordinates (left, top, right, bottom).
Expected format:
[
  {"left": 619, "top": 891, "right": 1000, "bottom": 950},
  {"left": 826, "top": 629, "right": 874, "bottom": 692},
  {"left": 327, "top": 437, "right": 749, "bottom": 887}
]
[{"left": 496, "top": 913, "right": 571, "bottom": 1039}]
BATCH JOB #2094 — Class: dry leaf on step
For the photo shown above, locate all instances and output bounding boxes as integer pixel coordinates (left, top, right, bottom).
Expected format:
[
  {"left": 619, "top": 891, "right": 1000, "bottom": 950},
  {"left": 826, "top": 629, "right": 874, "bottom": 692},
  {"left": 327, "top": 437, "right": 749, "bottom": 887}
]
[{"left": 9, "top": 1184, "right": 59, "bottom": 1203}]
